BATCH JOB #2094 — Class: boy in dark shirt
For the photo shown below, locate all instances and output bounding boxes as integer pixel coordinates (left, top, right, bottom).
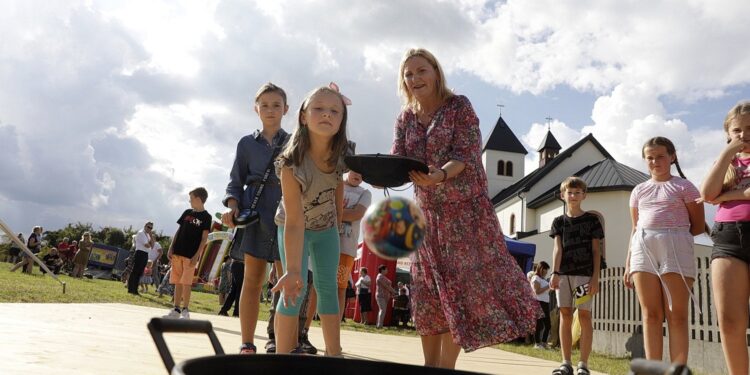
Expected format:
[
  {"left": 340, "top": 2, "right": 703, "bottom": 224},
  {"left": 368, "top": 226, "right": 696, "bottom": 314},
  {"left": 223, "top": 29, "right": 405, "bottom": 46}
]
[
  {"left": 41, "top": 247, "right": 63, "bottom": 275},
  {"left": 549, "top": 177, "right": 604, "bottom": 375},
  {"left": 164, "top": 187, "right": 212, "bottom": 319}
]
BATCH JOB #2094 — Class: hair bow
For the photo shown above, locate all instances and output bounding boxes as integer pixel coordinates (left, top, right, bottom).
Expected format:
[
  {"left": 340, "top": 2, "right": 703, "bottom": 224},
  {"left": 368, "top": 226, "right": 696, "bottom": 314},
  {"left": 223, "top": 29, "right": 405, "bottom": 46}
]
[{"left": 329, "top": 82, "right": 352, "bottom": 105}]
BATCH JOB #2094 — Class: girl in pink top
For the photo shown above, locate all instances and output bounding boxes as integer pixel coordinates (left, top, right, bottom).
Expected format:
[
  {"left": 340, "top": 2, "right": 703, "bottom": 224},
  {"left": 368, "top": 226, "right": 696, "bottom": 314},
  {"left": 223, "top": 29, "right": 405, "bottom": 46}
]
[
  {"left": 700, "top": 101, "right": 750, "bottom": 375},
  {"left": 624, "top": 136, "right": 705, "bottom": 366}
]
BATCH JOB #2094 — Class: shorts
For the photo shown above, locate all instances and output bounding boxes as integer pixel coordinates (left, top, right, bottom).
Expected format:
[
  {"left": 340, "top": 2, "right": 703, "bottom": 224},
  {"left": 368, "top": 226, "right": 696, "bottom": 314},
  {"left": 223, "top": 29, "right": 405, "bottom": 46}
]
[
  {"left": 9, "top": 248, "right": 20, "bottom": 257},
  {"left": 337, "top": 254, "right": 354, "bottom": 289},
  {"left": 230, "top": 219, "right": 279, "bottom": 262},
  {"left": 711, "top": 222, "right": 750, "bottom": 264},
  {"left": 555, "top": 275, "right": 593, "bottom": 311},
  {"left": 629, "top": 228, "right": 696, "bottom": 279},
  {"left": 169, "top": 255, "right": 196, "bottom": 285}
]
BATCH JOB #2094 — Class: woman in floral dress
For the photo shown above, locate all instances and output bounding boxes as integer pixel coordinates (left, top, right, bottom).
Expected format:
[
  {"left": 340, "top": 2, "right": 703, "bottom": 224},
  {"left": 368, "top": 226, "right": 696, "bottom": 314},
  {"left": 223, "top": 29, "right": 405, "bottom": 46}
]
[{"left": 391, "top": 48, "right": 541, "bottom": 369}]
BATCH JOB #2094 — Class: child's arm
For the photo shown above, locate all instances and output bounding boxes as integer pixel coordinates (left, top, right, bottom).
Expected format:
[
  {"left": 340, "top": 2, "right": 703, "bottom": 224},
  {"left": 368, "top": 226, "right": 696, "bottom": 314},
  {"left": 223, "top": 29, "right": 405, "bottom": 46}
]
[
  {"left": 590, "top": 236, "right": 601, "bottom": 296},
  {"left": 271, "top": 166, "right": 305, "bottom": 307},
  {"left": 623, "top": 207, "right": 638, "bottom": 289},
  {"left": 685, "top": 200, "right": 706, "bottom": 236},
  {"left": 701, "top": 137, "right": 744, "bottom": 201},
  {"left": 342, "top": 201, "right": 368, "bottom": 222},
  {"left": 167, "top": 227, "right": 180, "bottom": 260},
  {"left": 549, "top": 235, "right": 563, "bottom": 290},
  {"left": 336, "top": 180, "right": 344, "bottom": 228},
  {"left": 704, "top": 187, "right": 750, "bottom": 204},
  {"left": 191, "top": 230, "right": 208, "bottom": 265}
]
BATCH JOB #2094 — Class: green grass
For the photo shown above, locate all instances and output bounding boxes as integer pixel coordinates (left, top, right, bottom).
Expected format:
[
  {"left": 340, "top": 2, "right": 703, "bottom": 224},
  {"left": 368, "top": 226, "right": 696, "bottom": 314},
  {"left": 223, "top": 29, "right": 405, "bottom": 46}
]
[
  {"left": 0, "top": 264, "right": 635, "bottom": 373},
  {"left": 495, "top": 342, "right": 631, "bottom": 374}
]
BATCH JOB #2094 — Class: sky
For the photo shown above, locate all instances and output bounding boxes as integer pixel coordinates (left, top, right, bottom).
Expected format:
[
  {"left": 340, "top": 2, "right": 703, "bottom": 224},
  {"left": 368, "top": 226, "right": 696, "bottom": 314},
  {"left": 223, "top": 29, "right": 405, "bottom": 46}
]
[{"left": 2, "top": 0, "right": 750, "bottom": 239}]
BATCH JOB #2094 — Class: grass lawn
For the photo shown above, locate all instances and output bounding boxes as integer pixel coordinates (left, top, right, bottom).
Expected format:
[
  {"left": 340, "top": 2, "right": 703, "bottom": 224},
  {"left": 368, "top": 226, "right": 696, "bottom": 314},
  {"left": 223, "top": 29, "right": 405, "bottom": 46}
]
[{"left": 0, "top": 264, "right": 634, "bottom": 373}]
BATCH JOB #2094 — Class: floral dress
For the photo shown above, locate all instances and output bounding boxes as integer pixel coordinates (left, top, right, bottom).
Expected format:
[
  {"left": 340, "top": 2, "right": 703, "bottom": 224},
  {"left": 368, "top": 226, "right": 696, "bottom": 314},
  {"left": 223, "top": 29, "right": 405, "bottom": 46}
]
[{"left": 391, "top": 95, "right": 542, "bottom": 352}]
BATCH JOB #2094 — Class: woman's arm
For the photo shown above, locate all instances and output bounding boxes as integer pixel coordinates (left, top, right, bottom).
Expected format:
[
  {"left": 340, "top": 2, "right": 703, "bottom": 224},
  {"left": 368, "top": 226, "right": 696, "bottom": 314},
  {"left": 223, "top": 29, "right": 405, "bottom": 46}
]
[
  {"left": 532, "top": 278, "right": 548, "bottom": 295},
  {"left": 271, "top": 166, "right": 305, "bottom": 307}
]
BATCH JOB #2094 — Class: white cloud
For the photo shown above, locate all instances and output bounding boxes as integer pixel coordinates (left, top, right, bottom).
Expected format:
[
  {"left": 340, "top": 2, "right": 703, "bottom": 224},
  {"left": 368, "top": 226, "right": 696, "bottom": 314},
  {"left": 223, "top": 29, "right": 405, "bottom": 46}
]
[{"left": 1, "top": 0, "right": 749, "bottom": 236}]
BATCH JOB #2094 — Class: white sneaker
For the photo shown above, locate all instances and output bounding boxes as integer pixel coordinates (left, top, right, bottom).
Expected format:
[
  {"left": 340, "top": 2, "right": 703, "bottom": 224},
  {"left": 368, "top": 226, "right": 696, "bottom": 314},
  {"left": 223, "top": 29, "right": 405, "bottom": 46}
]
[
  {"left": 163, "top": 308, "right": 181, "bottom": 319},
  {"left": 180, "top": 307, "right": 190, "bottom": 319}
]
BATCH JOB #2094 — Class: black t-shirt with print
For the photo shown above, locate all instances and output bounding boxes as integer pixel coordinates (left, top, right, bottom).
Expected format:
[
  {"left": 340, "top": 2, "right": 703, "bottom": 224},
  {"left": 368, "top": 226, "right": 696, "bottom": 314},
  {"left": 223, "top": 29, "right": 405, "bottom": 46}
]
[
  {"left": 172, "top": 209, "right": 213, "bottom": 258},
  {"left": 549, "top": 212, "right": 604, "bottom": 276}
]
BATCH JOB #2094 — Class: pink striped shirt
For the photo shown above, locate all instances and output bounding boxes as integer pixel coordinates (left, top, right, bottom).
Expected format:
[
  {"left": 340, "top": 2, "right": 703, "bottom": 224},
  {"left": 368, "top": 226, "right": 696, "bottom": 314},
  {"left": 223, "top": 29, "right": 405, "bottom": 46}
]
[
  {"left": 630, "top": 176, "right": 700, "bottom": 229},
  {"left": 716, "top": 156, "right": 750, "bottom": 222}
]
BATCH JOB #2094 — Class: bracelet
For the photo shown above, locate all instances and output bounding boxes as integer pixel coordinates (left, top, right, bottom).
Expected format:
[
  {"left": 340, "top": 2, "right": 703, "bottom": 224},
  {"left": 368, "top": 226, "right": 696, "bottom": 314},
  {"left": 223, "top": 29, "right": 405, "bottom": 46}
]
[
  {"left": 552, "top": 271, "right": 560, "bottom": 275},
  {"left": 440, "top": 168, "right": 448, "bottom": 182}
]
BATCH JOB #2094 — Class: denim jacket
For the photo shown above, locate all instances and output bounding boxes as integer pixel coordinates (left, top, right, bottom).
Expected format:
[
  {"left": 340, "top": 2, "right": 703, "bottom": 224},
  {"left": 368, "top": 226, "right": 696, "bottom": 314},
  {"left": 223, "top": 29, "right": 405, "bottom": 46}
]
[{"left": 223, "top": 129, "right": 290, "bottom": 227}]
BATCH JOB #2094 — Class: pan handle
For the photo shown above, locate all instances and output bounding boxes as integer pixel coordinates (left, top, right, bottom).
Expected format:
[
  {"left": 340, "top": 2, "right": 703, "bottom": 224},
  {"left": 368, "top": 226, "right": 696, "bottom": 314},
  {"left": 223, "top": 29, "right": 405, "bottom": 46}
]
[
  {"left": 147, "top": 318, "right": 225, "bottom": 373},
  {"left": 629, "top": 358, "right": 691, "bottom": 375}
]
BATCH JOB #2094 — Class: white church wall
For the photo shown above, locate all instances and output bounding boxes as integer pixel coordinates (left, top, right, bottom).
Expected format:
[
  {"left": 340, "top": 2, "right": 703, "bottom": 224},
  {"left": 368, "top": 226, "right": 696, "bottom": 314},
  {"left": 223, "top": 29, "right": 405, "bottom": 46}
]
[{"left": 496, "top": 199, "right": 524, "bottom": 236}]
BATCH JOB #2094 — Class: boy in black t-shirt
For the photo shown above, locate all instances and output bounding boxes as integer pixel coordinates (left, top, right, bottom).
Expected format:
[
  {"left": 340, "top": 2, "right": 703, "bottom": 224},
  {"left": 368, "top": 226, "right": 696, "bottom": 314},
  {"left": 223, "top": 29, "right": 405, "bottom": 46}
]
[
  {"left": 548, "top": 177, "right": 603, "bottom": 375},
  {"left": 164, "top": 187, "right": 213, "bottom": 319}
]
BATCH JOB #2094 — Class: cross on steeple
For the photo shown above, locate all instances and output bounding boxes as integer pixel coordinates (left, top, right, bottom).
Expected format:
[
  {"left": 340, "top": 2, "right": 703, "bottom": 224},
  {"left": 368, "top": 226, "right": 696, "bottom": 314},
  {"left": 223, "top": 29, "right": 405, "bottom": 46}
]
[
  {"left": 496, "top": 104, "right": 505, "bottom": 116},
  {"left": 545, "top": 116, "right": 553, "bottom": 131}
]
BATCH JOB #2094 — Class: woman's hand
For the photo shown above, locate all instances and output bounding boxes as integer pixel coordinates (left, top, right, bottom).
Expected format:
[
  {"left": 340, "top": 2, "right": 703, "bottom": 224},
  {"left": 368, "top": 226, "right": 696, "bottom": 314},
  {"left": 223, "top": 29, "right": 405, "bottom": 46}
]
[
  {"left": 271, "top": 271, "right": 304, "bottom": 308},
  {"left": 409, "top": 166, "right": 442, "bottom": 187}
]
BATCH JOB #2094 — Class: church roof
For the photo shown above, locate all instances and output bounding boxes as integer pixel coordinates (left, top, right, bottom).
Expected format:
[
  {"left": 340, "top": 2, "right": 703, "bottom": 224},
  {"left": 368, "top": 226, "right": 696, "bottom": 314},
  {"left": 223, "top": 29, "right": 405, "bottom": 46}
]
[
  {"left": 491, "top": 133, "right": 616, "bottom": 206},
  {"left": 536, "top": 130, "right": 562, "bottom": 152},
  {"left": 525, "top": 159, "right": 649, "bottom": 208},
  {"left": 483, "top": 116, "right": 528, "bottom": 154}
]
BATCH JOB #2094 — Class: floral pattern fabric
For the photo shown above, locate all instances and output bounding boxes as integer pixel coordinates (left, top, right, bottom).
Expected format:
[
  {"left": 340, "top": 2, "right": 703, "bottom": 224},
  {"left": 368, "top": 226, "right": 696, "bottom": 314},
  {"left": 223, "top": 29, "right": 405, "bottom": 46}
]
[{"left": 391, "top": 95, "right": 542, "bottom": 351}]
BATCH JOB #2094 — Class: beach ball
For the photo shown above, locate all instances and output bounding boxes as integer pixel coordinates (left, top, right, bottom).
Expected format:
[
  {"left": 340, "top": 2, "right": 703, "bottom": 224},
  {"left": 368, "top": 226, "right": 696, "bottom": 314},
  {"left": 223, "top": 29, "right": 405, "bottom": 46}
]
[{"left": 363, "top": 197, "right": 426, "bottom": 260}]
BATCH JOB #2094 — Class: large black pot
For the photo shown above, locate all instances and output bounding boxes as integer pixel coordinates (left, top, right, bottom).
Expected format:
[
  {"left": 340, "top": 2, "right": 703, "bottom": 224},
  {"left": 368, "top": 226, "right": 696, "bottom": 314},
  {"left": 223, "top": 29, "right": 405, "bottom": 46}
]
[{"left": 148, "top": 318, "right": 482, "bottom": 375}]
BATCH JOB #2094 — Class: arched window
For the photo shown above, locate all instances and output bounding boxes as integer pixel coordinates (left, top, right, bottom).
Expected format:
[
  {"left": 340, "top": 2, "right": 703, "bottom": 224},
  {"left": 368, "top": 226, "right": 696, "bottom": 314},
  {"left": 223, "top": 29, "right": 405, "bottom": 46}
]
[
  {"left": 506, "top": 161, "right": 514, "bottom": 177},
  {"left": 497, "top": 160, "right": 505, "bottom": 176},
  {"left": 510, "top": 214, "right": 516, "bottom": 235}
]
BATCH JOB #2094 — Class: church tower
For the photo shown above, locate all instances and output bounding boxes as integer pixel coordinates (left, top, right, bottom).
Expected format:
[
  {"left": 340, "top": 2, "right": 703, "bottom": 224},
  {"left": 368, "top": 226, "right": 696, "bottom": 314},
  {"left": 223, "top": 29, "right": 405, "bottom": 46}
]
[
  {"left": 537, "top": 129, "right": 561, "bottom": 168},
  {"left": 482, "top": 115, "right": 527, "bottom": 198}
]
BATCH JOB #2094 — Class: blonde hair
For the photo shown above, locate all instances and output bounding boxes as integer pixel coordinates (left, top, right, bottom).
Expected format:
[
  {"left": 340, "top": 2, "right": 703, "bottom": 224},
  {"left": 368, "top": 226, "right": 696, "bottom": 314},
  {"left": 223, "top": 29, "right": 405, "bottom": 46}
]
[
  {"left": 722, "top": 101, "right": 750, "bottom": 191},
  {"left": 254, "top": 82, "right": 287, "bottom": 105},
  {"left": 279, "top": 86, "right": 349, "bottom": 168},
  {"left": 559, "top": 176, "right": 587, "bottom": 193},
  {"left": 397, "top": 48, "right": 453, "bottom": 112}
]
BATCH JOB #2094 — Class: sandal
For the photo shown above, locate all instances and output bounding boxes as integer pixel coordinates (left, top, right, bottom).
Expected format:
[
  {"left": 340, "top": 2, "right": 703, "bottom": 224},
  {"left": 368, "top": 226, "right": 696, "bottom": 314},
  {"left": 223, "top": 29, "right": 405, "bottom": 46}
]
[
  {"left": 576, "top": 367, "right": 590, "bottom": 375},
  {"left": 551, "top": 363, "right": 574, "bottom": 375},
  {"left": 239, "top": 342, "right": 257, "bottom": 354}
]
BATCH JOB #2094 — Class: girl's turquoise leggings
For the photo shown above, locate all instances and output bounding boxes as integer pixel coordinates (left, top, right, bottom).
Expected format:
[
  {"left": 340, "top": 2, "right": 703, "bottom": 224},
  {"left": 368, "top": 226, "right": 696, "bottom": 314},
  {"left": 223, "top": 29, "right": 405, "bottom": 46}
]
[{"left": 276, "top": 226, "right": 340, "bottom": 316}]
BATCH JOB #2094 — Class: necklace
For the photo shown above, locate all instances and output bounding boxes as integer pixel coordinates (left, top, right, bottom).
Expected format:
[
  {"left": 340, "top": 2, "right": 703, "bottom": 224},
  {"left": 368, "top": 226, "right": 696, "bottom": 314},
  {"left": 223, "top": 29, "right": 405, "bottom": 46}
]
[{"left": 417, "top": 108, "right": 437, "bottom": 125}]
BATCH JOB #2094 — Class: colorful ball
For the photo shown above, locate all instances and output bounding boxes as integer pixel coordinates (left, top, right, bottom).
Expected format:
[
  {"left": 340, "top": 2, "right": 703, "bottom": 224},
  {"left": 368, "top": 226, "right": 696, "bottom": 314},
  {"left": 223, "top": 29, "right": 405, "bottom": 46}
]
[{"left": 362, "top": 197, "right": 426, "bottom": 260}]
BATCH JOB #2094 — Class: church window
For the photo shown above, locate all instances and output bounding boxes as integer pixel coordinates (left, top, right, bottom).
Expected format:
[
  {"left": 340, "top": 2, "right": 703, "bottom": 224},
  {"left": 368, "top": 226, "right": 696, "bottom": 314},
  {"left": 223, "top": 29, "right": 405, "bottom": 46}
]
[
  {"left": 506, "top": 161, "right": 513, "bottom": 177},
  {"left": 497, "top": 160, "right": 505, "bottom": 176},
  {"left": 510, "top": 214, "right": 516, "bottom": 235}
]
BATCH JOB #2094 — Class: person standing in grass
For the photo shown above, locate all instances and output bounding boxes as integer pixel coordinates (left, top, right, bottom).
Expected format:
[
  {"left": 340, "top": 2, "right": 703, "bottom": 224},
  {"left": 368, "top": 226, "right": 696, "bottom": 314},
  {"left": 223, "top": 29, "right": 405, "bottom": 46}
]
[
  {"left": 163, "top": 187, "right": 212, "bottom": 319},
  {"left": 549, "top": 177, "right": 604, "bottom": 375}
]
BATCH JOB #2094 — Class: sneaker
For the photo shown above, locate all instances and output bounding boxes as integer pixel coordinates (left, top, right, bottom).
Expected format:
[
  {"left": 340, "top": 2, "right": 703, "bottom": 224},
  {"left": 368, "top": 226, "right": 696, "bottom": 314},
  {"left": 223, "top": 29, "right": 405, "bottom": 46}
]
[
  {"left": 180, "top": 307, "right": 190, "bottom": 319},
  {"left": 218, "top": 311, "right": 228, "bottom": 316},
  {"left": 299, "top": 329, "right": 318, "bottom": 355},
  {"left": 265, "top": 339, "right": 276, "bottom": 354},
  {"left": 163, "top": 307, "right": 181, "bottom": 319},
  {"left": 533, "top": 343, "right": 544, "bottom": 349},
  {"left": 291, "top": 345, "right": 306, "bottom": 354}
]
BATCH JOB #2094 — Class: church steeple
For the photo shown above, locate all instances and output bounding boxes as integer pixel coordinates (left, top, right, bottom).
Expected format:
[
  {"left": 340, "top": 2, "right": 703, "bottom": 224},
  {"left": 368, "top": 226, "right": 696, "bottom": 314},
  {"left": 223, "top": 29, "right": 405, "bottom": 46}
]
[
  {"left": 537, "top": 129, "right": 561, "bottom": 168},
  {"left": 482, "top": 114, "right": 527, "bottom": 198}
]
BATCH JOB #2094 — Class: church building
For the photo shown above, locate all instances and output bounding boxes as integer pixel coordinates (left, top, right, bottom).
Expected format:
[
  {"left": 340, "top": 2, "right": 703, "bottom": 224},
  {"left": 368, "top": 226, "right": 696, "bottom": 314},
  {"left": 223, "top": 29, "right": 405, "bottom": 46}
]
[{"left": 482, "top": 115, "right": 710, "bottom": 267}]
